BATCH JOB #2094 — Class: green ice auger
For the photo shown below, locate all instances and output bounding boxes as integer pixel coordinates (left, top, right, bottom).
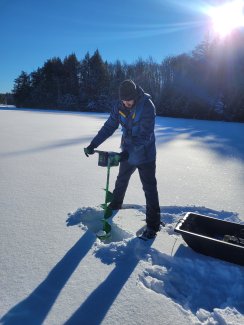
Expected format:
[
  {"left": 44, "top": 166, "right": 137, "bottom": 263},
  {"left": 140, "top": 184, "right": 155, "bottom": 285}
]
[{"left": 94, "top": 150, "right": 120, "bottom": 239}]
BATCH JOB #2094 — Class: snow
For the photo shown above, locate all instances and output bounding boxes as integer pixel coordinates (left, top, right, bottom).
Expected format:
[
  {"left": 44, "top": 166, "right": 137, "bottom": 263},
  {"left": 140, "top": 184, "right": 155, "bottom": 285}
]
[{"left": 0, "top": 108, "right": 244, "bottom": 325}]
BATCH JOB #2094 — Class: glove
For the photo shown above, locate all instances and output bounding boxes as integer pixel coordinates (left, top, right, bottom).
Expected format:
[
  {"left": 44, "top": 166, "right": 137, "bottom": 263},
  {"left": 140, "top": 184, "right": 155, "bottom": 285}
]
[
  {"left": 84, "top": 145, "right": 95, "bottom": 157},
  {"left": 119, "top": 150, "right": 129, "bottom": 162}
]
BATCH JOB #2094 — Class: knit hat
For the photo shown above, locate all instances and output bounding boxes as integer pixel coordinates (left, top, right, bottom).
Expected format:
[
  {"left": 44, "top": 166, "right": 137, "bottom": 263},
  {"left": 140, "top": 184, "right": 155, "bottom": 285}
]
[{"left": 119, "top": 79, "right": 137, "bottom": 101}]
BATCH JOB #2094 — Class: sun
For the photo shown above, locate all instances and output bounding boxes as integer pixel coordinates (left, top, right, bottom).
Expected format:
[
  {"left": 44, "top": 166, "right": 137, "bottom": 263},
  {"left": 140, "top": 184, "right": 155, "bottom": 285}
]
[{"left": 208, "top": 0, "right": 244, "bottom": 37}]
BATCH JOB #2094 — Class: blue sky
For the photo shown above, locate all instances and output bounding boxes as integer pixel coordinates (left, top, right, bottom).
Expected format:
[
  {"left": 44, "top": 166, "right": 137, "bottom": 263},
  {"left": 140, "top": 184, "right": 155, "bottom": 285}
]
[{"left": 0, "top": 0, "right": 215, "bottom": 93}]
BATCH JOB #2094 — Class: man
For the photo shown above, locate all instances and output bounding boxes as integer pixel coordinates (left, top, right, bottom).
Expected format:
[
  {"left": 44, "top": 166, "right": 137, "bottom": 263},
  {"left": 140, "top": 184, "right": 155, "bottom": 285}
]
[{"left": 84, "top": 79, "right": 161, "bottom": 239}]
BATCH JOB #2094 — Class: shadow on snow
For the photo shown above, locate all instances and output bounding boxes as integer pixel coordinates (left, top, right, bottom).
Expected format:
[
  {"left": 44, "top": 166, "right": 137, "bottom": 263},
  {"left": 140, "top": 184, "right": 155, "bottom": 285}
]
[
  {"left": 0, "top": 231, "right": 95, "bottom": 325},
  {"left": 64, "top": 238, "right": 154, "bottom": 325},
  {"left": 155, "top": 117, "right": 244, "bottom": 162},
  {"left": 141, "top": 243, "right": 244, "bottom": 316}
]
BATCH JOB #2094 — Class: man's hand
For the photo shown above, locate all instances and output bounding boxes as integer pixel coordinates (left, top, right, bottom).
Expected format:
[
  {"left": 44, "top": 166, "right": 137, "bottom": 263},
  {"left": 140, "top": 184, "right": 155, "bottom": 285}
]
[{"left": 84, "top": 145, "right": 95, "bottom": 157}]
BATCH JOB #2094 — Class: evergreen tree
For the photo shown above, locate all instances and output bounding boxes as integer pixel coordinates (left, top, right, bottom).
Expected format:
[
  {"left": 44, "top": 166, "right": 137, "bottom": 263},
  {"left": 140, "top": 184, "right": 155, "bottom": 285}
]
[
  {"left": 79, "top": 52, "right": 91, "bottom": 108},
  {"left": 107, "top": 60, "right": 126, "bottom": 99},
  {"left": 61, "top": 54, "right": 80, "bottom": 109},
  {"left": 13, "top": 71, "right": 31, "bottom": 107},
  {"left": 89, "top": 50, "right": 109, "bottom": 99},
  {"left": 80, "top": 50, "right": 110, "bottom": 111},
  {"left": 41, "top": 57, "right": 64, "bottom": 108},
  {"left": 29, "top": 68, "right": 45, "bottom": 107}
]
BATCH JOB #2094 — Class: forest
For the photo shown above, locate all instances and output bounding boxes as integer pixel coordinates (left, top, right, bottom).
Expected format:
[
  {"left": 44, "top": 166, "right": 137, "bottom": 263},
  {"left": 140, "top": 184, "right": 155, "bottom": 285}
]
[{"left": 11, "top": 31, "right": 244, "bottom": 121}]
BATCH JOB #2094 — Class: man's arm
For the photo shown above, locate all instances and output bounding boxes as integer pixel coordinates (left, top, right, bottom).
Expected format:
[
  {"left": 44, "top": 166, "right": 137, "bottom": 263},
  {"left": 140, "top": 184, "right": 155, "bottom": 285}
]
[{"left": 90, "top": 105, "right": 120, "bottom": 148}]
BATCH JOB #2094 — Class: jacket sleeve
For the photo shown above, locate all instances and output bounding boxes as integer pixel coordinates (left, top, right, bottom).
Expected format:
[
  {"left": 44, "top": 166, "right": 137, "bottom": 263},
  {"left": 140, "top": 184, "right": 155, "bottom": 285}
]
[
  {"left": 90, "top": 105, "right": 120, "bottom": 148},
  {"left": 132, "top": 98, "right": 156, "bottom": 146}
]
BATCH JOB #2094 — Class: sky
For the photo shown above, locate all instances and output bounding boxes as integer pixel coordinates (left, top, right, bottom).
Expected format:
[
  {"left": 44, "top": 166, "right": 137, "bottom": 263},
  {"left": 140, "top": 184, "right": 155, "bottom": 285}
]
[{"left": 0, "top": 0, "right": 221, "bottom": 93}]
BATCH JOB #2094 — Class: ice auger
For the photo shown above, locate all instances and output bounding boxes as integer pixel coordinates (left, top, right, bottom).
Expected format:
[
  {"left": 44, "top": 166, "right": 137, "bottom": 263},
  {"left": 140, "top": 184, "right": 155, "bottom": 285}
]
[{"left": 94, "top": 150, "right": 120, "bottom": 239}]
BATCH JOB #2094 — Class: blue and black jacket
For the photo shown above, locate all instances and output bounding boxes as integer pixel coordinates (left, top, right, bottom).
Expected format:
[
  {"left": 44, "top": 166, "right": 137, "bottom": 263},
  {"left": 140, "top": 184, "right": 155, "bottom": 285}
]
[{"left": 90, "top": 86, "right": 157, "bottom": 165}]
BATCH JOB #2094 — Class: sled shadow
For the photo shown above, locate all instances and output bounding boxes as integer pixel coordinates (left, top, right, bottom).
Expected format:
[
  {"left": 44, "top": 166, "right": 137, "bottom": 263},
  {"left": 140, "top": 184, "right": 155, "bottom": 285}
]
[
  {"left": 170, "top": 244, "right": 244, "bottom": 314},
  {"left": 139, "top": 242, "right": 244, "bottom": 317},
  {"left": 64, "top": 237, "right": 154, "bottom": 325},
  {"left": 0, "top": 231, "right": 95, "bottom": 325}
]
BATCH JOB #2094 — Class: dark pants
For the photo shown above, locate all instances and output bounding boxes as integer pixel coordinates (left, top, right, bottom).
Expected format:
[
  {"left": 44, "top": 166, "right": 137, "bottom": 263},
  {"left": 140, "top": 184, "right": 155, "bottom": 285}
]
[{"left": 112, "top": 160, "right": 161, "bottom": 231}]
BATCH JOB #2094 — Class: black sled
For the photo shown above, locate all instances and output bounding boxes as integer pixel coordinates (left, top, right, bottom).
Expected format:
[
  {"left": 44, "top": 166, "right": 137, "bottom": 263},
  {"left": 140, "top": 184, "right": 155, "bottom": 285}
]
[{"left": 174, "top": 212, "right": 244, "bottom": 266}]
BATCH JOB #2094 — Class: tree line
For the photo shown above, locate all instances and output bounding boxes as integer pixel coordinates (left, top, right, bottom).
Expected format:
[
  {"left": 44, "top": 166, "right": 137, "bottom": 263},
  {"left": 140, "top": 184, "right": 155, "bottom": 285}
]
[
  {"left": 12, "top": 31, "right": 244, "bottom": 122},
  {"left": 0, "top": 93, "right": 14, "bottom": 106}
]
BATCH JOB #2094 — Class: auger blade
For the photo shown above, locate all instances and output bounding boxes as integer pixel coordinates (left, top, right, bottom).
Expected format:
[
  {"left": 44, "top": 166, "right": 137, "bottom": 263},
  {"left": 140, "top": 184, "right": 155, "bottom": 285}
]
[
  {"left": 103, "top": 189, "right": 113, "bottom": 203},
  {"left": 104, "top": 206, "right": 113, "bottom": 219}
]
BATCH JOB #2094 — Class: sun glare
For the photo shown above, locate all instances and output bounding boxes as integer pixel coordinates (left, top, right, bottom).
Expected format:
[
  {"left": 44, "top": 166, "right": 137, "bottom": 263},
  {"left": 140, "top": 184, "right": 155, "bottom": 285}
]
[{"left": 208, "top": 0, "right": 244, "bottom": 37}]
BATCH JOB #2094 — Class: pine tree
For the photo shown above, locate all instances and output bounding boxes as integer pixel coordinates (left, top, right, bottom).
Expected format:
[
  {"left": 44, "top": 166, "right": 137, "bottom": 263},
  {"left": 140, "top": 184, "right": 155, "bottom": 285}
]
[
  {"left": 79, "top": 52, "right": 91, "bottom": 108},
  {"left": 29, "top": 68, "right": 45, "bottom": 107},
  {"left": 13, "top": 71, "right": 31, "bottom": 107},
  {"left": 61, "top": 54, "right": 80, "bottom": 109},
  {"left": 89, "top": 50, "right": 109, "bottom": 100},
  {"left": 107, "top": 60, "right": 126, "bottom": 99},
  {"left": 41, "top": 57, "right": 64, "bottom": 108},
  {"left": 80, "top": 50, "right": 110, "bottom": 111}
]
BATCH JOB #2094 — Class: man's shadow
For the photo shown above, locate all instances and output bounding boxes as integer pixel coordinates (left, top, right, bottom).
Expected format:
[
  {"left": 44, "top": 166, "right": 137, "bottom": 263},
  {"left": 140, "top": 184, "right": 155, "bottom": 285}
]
[
  {"left": 64, "top": 237, "right": 155, "bottom": 325},
  {"left": 0, "top": 231, "right": 95, "bottom": 325}
]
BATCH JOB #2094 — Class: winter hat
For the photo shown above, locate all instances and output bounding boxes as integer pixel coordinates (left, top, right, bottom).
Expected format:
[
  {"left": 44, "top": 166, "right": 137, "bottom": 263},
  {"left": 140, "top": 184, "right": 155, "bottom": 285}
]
[{"left": 119, "top": 79, "right": 137, "bottom": 101}]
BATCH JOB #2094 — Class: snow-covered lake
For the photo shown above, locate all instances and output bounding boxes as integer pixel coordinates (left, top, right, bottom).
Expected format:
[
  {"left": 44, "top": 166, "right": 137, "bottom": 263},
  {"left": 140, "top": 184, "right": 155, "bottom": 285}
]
[{"left": 1, "top": 108, "right": 244, "bottom": 324}]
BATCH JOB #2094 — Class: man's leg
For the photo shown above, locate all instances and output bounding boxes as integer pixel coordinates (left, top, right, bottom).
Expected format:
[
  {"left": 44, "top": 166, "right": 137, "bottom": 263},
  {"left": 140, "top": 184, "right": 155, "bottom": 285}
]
[
  {"left": 138, "top": 160, "right": 161, "bottom": 231},
  {"left": 110, "top": 160, "right": 136, "bottom": 208}
]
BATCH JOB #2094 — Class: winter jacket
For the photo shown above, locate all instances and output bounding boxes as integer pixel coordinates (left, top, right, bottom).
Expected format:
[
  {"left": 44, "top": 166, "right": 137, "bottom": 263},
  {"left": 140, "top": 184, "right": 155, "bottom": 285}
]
[{"left": 90, "top": 86, "right": 157, "bottom": 165}]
